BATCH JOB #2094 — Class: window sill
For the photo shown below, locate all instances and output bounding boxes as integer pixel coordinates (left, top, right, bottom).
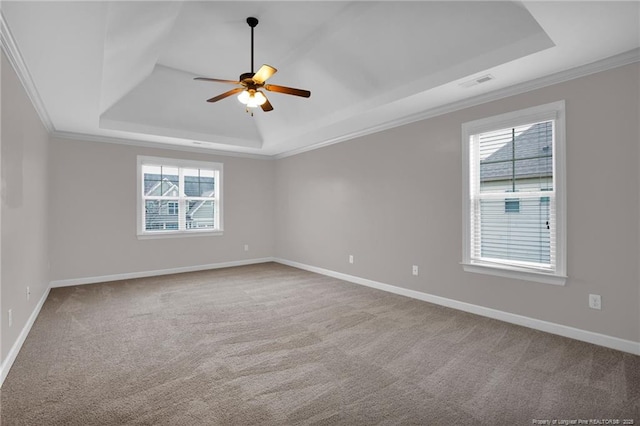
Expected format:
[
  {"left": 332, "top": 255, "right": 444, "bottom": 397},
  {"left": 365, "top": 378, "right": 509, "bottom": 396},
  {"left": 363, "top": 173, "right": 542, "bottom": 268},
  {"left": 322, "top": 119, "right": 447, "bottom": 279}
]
[
  {"left": 137, "top": 230, "right": 224, "bottom": 240},
  {"left": 461, "top": 262, "right": 566, "bottom": 286}
]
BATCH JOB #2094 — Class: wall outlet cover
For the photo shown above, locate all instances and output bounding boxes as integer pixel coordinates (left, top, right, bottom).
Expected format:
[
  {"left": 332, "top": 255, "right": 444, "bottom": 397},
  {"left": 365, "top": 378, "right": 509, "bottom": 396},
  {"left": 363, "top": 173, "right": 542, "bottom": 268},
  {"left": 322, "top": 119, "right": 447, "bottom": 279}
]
[{"left": 589, "top": 294, "right": 601, "bottom": 310}]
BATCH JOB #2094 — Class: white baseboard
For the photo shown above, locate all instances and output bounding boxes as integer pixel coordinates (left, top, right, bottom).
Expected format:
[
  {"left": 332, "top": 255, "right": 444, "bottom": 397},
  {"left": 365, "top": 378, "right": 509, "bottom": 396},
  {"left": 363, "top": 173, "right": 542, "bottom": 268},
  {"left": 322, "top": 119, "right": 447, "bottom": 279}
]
[
  {"left": 0, "top": 285, "right": 51, "bottom": 387},
  {"left": 49, "top": 257, "right": 276, "bottom": 288},
  {"left": 2, "top": 258, "right": 275, "bottom": 388},
  {"left": 274, "top": 258, "right": 640, "bottom": 356},
  {"left": 4, "top": 256, "right": 635, "bottom": 391}
]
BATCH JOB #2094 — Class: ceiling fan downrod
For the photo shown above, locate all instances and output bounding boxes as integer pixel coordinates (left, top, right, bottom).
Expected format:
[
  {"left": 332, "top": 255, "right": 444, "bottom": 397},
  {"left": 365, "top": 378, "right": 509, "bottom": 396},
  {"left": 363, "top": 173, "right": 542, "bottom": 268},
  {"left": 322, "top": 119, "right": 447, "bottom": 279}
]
[{"left": 247, "top": 17, "right": 258, "bottom": 74}]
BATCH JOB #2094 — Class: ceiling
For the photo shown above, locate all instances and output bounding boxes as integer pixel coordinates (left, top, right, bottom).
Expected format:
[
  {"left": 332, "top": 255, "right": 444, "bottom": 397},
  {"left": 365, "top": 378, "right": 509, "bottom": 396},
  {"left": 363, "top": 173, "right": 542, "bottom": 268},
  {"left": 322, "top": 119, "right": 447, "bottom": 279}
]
[{"left": 1, "top": 1, "right": 639, "bottom": 158}]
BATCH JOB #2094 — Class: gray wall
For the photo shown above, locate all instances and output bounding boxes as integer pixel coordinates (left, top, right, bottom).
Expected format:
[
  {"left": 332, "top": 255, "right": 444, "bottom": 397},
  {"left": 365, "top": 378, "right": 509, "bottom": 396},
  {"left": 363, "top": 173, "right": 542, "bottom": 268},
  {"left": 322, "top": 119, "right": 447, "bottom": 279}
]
[
  {"left": 1, "top": 51, "right": 50, "bottom": 362},
  {"left": 274, "top": 63, "right": 640, "bottom": 343},
  {"left": 2, "top": 43, "right": 638, "bottom": 372},
  {"left": 48, "top": 139, "right": 275, "bottom": 281}
]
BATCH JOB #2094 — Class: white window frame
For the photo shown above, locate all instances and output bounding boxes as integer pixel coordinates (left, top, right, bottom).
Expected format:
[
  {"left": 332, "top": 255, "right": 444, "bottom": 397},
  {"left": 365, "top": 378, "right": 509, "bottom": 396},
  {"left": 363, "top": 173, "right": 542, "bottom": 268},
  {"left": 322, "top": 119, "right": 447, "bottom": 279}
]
[
  {"left": 137, "top": 156, "right": 223, "bottom": 239},
  {"left": 461, "top": 101, "right": 566, "bottom": 285}
]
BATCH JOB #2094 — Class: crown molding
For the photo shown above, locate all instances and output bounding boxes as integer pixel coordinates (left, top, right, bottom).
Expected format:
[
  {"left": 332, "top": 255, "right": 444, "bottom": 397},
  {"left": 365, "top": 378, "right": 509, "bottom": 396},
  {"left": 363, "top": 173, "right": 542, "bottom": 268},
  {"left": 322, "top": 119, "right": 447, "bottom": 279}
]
[
  {"left": 275, "top": 48, "right": 640, "bottom": 159},
  {"left": 51, "top": 130, "right": 272, "bottom": 160},
  {"left": 0, "top": 7, "right": 267, "bottom": 160},
  {"left": 0, "top": 10, "right": 54, "bottom": 133},
  {"left": 2, "top": 5, "right": 637, "bottom": 161}
]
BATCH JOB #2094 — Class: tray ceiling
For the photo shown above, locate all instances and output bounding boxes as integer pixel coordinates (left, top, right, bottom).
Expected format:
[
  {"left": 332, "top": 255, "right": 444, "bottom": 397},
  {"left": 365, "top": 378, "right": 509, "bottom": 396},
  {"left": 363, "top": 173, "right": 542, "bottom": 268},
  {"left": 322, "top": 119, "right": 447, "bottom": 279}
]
[{"left": 2, "top": 1, "right": 639, "bottom": 157}]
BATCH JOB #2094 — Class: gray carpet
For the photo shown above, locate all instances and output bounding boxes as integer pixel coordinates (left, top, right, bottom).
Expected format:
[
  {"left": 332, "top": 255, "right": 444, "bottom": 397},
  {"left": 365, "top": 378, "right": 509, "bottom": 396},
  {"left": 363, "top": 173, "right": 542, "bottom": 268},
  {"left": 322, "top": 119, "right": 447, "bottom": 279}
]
[{"left": 1, "top": 262, "right": 638, "bottom": 425}]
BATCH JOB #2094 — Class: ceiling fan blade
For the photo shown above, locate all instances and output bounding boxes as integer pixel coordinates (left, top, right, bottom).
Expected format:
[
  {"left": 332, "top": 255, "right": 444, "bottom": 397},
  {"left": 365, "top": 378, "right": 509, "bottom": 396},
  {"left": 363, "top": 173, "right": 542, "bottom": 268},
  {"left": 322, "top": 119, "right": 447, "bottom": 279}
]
[
  {"left": 252, "top": 64, "right": 277, "bottom": 84},
  {"left": 260, "top": 95, "right": 274, "bottom": 112},
  {"left": 207, "top": 87, "right": 244, "bottom": 103},
  {"left": 195, "top": 77, "right": 240, "bottom": 84},
  {"left": 264, "top": 84, "right": 311, "bottom": 98}
]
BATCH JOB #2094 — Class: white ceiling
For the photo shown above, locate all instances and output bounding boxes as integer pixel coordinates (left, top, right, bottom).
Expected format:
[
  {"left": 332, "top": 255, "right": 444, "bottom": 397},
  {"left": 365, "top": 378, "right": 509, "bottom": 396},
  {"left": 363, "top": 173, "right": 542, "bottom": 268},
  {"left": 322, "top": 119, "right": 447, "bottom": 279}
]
[{"left": 2, "top": 1, "right": 639, "bottom": 157}]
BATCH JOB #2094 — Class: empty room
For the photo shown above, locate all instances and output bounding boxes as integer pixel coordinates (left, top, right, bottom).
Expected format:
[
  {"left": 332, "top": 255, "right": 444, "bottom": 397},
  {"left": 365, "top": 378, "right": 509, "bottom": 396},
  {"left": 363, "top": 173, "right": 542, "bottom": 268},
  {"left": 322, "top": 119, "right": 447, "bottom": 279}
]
[{"left": 1, "top": 1, "right": 639, "bottom": 424}]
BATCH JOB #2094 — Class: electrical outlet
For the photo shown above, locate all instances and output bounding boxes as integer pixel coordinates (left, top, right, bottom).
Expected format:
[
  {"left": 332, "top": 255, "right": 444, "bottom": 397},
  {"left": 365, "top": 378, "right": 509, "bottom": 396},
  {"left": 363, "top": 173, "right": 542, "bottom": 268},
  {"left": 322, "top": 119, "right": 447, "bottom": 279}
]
[
  {"left": 244, "top": 244, "right": 249, "bottom": 252},
  {"left": 349, "top": 255, "right": 354, "bottom": 264},
  {"left": 8, "top": 309, "right": 12, "bottom": 327},
  {"left": 589, "top": 294, "right": 601, "bottom": 310},
  {"left": 412, "top": 265, "right": 419, "bottom": 276},
  {"left": 26, "top": 286, "right": 31, "bottom": 301}
]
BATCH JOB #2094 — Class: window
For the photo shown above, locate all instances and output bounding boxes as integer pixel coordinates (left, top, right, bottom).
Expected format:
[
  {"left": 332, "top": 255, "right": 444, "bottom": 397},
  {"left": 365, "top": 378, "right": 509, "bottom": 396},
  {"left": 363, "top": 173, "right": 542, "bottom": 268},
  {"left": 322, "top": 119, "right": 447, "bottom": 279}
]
[
  {"left": 137, "top": 156, "right": 223, "bottom": 237},
  {"left": 167, "top": 202, "right": 179, "bottom": 216},
  {"left": 504, "top": 198, "right": 520, "bottom": 213},
  {"left": 462, "top": 101, "right": 566, "bottom": 285}
]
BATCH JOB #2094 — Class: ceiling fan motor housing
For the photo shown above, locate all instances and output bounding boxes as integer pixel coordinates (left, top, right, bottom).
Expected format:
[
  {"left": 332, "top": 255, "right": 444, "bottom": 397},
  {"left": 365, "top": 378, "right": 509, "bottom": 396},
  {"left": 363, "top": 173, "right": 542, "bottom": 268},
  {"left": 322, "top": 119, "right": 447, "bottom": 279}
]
[{"left": 240, "top": 72, "right": 255, "bottom": 83}]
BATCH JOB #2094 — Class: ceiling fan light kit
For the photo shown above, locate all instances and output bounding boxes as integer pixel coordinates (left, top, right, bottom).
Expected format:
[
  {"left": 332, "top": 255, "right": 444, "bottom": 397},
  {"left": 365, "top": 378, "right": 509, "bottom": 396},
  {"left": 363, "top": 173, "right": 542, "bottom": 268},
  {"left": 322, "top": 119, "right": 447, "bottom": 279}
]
[
  {"left": 238, "top": 89, "right": 267, "bottom": 107},
  {"left": 195, "top": 16, "right": 311, "bottom": 115}
]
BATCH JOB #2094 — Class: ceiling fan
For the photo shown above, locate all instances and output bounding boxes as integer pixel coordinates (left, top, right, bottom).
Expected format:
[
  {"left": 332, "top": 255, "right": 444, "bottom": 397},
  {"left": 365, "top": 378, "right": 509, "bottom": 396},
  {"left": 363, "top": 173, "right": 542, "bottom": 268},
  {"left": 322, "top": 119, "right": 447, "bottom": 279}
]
[{"left": 194, "top": 17, "right": 311, "bottom": 115}]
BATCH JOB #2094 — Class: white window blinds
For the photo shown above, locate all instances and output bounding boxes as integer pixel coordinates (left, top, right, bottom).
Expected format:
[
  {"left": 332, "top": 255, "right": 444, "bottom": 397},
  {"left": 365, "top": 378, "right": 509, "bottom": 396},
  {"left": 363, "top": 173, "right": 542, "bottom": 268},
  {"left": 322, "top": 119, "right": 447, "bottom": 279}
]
[{"left": 469, "top": 121, "right": 555, "bottom": 271}]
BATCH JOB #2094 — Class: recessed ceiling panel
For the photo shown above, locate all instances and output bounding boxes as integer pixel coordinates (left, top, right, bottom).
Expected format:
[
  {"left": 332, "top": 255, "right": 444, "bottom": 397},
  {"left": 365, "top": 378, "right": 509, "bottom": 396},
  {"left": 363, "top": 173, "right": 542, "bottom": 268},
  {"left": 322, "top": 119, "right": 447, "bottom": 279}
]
[
  {"left": 261, "top": 1, "right": 555, "bottom": 145},
  {"left": 158, "top": 1, "right": 353, "bottom": 77},
  {"left": 100, "top": 65, "right": 263, "bottom": 148},
  {"left": 100, "top": 1, "right": 184, "bottom": 113},
  {"left": 2, "top": 1, "right": 638, "bottom": 156}
]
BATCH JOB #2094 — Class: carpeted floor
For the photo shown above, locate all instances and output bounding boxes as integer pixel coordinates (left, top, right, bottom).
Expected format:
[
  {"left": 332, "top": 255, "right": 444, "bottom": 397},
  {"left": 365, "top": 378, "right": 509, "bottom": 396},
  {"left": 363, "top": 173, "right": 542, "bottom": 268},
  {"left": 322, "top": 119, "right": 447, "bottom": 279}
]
[{"left": 1, "top": 262, "right": 638, "bottom": 425}]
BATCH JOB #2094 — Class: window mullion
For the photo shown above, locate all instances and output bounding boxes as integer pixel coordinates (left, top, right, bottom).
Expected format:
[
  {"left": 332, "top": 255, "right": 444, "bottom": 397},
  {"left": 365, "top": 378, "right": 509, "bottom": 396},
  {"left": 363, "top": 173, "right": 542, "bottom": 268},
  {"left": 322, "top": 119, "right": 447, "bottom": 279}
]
[
  {"left": 143, "top": 195, "right": 180, "bottom": 200},
  {"left": 178, "top": 168, "right": 186, "bottom": 231}
]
